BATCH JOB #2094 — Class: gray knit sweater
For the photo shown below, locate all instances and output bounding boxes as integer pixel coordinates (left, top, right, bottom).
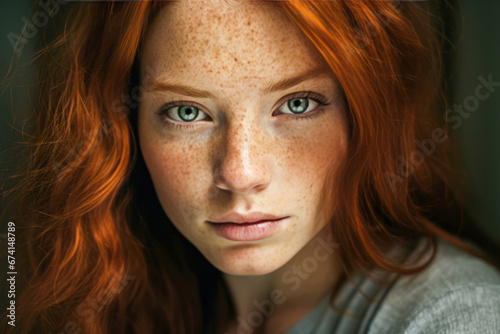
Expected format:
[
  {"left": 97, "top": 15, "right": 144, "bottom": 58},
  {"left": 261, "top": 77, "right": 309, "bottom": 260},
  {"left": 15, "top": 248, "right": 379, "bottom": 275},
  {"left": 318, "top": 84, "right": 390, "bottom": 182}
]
[{"left": 285, "top": 236, "right": 500, "bottom": 333}]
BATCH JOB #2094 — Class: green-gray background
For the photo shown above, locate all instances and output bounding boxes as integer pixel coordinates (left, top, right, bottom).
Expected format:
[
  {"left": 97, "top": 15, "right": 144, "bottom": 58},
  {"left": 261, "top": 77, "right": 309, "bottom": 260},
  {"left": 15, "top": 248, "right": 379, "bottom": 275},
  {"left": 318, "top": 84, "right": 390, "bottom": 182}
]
[{"left": 1, "top": 1, "right": 499, "bottom": 243}]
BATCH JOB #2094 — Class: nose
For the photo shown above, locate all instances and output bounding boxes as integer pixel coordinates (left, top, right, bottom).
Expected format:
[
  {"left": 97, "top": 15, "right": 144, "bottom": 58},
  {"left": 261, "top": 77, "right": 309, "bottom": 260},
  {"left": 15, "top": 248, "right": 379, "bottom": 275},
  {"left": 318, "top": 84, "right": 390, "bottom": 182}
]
[{"left": 213, "top": 120, "right": 272, "bottom": 194}]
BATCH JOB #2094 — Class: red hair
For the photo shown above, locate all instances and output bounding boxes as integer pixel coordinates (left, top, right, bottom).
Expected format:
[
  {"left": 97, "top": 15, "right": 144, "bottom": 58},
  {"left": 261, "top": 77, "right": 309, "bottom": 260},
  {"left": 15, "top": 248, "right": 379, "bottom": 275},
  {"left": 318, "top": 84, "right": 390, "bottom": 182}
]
[{"left": 1, "top": 1, "right": 499, "bottom": 333}]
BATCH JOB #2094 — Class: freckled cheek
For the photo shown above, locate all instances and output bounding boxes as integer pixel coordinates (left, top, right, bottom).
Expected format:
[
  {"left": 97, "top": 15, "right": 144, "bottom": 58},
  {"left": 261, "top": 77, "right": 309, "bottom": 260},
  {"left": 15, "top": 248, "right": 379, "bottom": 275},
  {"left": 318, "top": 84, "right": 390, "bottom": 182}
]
[
  {"left": 141, "top": 142, "right": 208, "bottom": 209},
  {"left": 279, "top": 127, "right": 347, "bottom": 180},
  {"left": 278, "top": 126, "right": 347, "bottom": 225}
]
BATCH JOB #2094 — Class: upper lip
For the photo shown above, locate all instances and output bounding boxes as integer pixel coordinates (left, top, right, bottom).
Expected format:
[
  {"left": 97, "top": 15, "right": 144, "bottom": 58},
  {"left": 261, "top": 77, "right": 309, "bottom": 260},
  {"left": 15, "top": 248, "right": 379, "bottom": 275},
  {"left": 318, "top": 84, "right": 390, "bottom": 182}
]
[{"left": 208, "top": 211, "right": 289, "bottom": 224}]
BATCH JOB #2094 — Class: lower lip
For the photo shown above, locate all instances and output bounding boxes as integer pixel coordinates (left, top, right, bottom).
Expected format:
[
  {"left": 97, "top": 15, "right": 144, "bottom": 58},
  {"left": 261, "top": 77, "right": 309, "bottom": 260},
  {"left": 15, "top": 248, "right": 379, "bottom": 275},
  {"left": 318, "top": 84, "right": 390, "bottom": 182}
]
[{"left": 207, "top": 218, "right": 288, "bottom": 241}]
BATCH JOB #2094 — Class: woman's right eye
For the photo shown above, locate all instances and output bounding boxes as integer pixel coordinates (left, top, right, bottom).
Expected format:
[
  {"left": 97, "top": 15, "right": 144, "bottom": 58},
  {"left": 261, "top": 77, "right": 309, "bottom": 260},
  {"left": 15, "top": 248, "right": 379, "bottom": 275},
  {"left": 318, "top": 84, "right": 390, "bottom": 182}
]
[{"left": 159, "top": 103, "right": 209, "bottom": 123}]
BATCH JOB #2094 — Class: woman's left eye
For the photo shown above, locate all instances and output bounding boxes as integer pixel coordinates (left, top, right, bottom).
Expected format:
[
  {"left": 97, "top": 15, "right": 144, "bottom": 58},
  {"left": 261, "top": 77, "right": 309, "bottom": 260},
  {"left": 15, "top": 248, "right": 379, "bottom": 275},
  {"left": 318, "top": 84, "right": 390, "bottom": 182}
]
[
  {"left": 275, "top": 92, "right": 329, "bottom": 117},
  {"left": 281, "top": 98, "right": 318, "bottom": 115}
]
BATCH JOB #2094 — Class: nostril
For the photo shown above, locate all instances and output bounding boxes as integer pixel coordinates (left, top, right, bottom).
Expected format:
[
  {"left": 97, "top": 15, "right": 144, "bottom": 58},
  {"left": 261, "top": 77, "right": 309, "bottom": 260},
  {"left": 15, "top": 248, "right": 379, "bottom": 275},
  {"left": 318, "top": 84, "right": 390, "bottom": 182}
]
[
  {"left": 212, "top": 161, "right": 271, "bottom": 194},
  {"left": 213, "top": 173, "right": 230, "bottom": 191}
]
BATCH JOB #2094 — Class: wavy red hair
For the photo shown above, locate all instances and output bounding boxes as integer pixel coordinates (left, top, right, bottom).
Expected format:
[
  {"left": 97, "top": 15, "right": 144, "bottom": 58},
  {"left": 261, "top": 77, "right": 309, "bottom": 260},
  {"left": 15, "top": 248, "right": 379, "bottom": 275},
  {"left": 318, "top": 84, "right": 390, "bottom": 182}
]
[{"left": 1, "top": 1, "right": 499, "bottom": 333}]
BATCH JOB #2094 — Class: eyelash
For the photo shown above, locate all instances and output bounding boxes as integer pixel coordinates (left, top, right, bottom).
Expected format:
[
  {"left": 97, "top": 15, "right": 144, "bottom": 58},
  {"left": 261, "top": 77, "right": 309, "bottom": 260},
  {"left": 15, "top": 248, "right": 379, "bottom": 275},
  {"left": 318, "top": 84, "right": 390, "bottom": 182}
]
[
  {"left": 156, "top": 91, "right": 331, "bottom": 130},
  {"left": 156, "top": 101, "right": 202, "bottom": 131},
  {"left": 274, "top": 91, "right": 330, "bottom": 121}
]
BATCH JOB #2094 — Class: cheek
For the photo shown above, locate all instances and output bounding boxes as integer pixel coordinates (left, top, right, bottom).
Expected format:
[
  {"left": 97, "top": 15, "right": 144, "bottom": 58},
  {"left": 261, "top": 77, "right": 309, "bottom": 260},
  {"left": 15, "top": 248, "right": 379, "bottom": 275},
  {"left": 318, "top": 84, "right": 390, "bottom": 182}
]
[
  {"left": 139, "top": 133, "right": 207, "bottom": 211},
  {"left": 279, "top": 121, "right": 348, "bottom": 185},
  {"left": 281, "top": 119, "right": 348, "bottom": 224}
]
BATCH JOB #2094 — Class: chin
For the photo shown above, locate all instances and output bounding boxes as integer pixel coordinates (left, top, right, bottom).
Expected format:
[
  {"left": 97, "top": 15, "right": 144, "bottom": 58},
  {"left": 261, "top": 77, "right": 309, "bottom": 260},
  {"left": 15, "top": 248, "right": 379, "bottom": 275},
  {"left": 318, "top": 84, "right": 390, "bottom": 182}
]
[
  {"left": 203, "top": 244, "right": 293, "bottom": 276},
  {"left": 215, "top": 262, "right": 283, "bottom": 276}
]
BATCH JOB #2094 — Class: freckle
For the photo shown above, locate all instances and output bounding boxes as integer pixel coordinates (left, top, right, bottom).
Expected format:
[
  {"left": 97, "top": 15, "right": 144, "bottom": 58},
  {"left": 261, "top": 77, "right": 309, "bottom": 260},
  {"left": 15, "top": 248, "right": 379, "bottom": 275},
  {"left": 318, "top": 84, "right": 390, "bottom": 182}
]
[{"left": 234, "top": 57, "right": 238, "bottom": 62}]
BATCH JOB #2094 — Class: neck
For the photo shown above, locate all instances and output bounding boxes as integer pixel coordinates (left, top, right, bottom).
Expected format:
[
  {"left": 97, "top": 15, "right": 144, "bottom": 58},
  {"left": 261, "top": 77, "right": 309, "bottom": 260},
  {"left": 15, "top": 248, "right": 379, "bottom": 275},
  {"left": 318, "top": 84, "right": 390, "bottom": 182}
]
[{"left": 222, "top": 225, "right": 342, "bottom": 333}]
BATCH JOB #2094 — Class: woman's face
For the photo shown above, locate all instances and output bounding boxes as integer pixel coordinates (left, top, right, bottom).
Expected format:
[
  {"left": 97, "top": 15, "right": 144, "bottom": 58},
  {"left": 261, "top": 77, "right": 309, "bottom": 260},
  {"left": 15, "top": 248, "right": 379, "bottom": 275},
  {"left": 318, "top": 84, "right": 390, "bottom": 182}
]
[{"left": 138, "top": 1, "right": 348, "bottom": 275}]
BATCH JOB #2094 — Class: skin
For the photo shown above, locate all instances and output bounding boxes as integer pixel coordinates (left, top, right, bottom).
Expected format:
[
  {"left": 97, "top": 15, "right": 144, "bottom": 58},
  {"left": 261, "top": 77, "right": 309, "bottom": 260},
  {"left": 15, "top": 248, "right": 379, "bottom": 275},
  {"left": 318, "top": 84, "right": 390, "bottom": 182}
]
[{"left": 138, "top": 1, "right": 349, "bottom": 332}]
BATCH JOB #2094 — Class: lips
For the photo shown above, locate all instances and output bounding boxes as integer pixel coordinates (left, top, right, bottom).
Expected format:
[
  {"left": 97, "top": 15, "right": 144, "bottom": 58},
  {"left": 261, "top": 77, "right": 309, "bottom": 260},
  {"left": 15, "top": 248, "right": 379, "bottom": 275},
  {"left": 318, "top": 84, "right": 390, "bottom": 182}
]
[
  {"left": 208, "top": 211, "right": 288, "bottom": 224},
  {"left": 206, "top": 211, "right": 289, "bottom": 241}
]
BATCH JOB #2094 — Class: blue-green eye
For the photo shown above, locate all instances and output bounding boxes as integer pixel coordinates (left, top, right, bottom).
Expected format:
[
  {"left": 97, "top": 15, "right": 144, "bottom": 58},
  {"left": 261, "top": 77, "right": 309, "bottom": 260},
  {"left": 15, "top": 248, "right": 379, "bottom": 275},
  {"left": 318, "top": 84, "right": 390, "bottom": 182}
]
[
  {"left": 287, "top": 98, "right": 309, "bottom": 114},
  {"left": 163, "top": 104, "right": 208, "bottom": 122},
  {"left": 178, "top": 105, "right": 198, "bottom": 122},
  {"left": 277, "top": 96, "right": 320, "bottom": 115}
]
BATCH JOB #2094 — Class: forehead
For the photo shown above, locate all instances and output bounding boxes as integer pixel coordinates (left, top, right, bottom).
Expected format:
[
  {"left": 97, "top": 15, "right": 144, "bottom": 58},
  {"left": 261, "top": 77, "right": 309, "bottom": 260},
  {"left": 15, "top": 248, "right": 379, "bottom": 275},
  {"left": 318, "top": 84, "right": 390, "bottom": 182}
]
[{"left": 140, "top": 1, "right": 329, "bottom": 88}]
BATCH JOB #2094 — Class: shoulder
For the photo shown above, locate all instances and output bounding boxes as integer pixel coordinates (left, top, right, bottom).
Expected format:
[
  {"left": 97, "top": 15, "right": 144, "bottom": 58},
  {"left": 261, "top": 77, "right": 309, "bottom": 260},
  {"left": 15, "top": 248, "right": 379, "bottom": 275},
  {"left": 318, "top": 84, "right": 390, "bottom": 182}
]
[{"left": 368, "top": 236, "right": 500, "bottom": 334}]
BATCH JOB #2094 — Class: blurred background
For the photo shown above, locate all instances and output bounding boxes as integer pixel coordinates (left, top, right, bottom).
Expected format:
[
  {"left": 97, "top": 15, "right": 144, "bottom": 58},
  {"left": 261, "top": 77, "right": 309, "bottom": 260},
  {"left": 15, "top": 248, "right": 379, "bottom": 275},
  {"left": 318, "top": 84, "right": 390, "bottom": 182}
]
[{"left": 1, "top": 0, "right": 500, "bottom": 245}]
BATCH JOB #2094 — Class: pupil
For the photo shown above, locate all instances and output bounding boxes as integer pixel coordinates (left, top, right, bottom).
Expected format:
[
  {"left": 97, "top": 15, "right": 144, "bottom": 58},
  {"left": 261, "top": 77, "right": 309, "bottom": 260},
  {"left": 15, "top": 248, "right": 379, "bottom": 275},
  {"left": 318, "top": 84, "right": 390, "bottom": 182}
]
[
  {"left": 288, "top": 98, "right": 308, "bottom": 114},
  {"left": 179, "top": 106, "right": 198, "bottom": 122}
]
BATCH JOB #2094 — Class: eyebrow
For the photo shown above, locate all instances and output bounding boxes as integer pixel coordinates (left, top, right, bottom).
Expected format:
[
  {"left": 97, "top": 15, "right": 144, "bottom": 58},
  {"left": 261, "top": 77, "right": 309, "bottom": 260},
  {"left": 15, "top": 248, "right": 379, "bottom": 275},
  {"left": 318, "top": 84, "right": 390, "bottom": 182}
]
[
  {"left": 146, "top": 82, "right": 216, "bottom": 99},
  {"left": 262, "top": 66, "right": 332, "bottom": 94},
  {"left": 146, "top": 65, "right": 332, "bottom": 98}
]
